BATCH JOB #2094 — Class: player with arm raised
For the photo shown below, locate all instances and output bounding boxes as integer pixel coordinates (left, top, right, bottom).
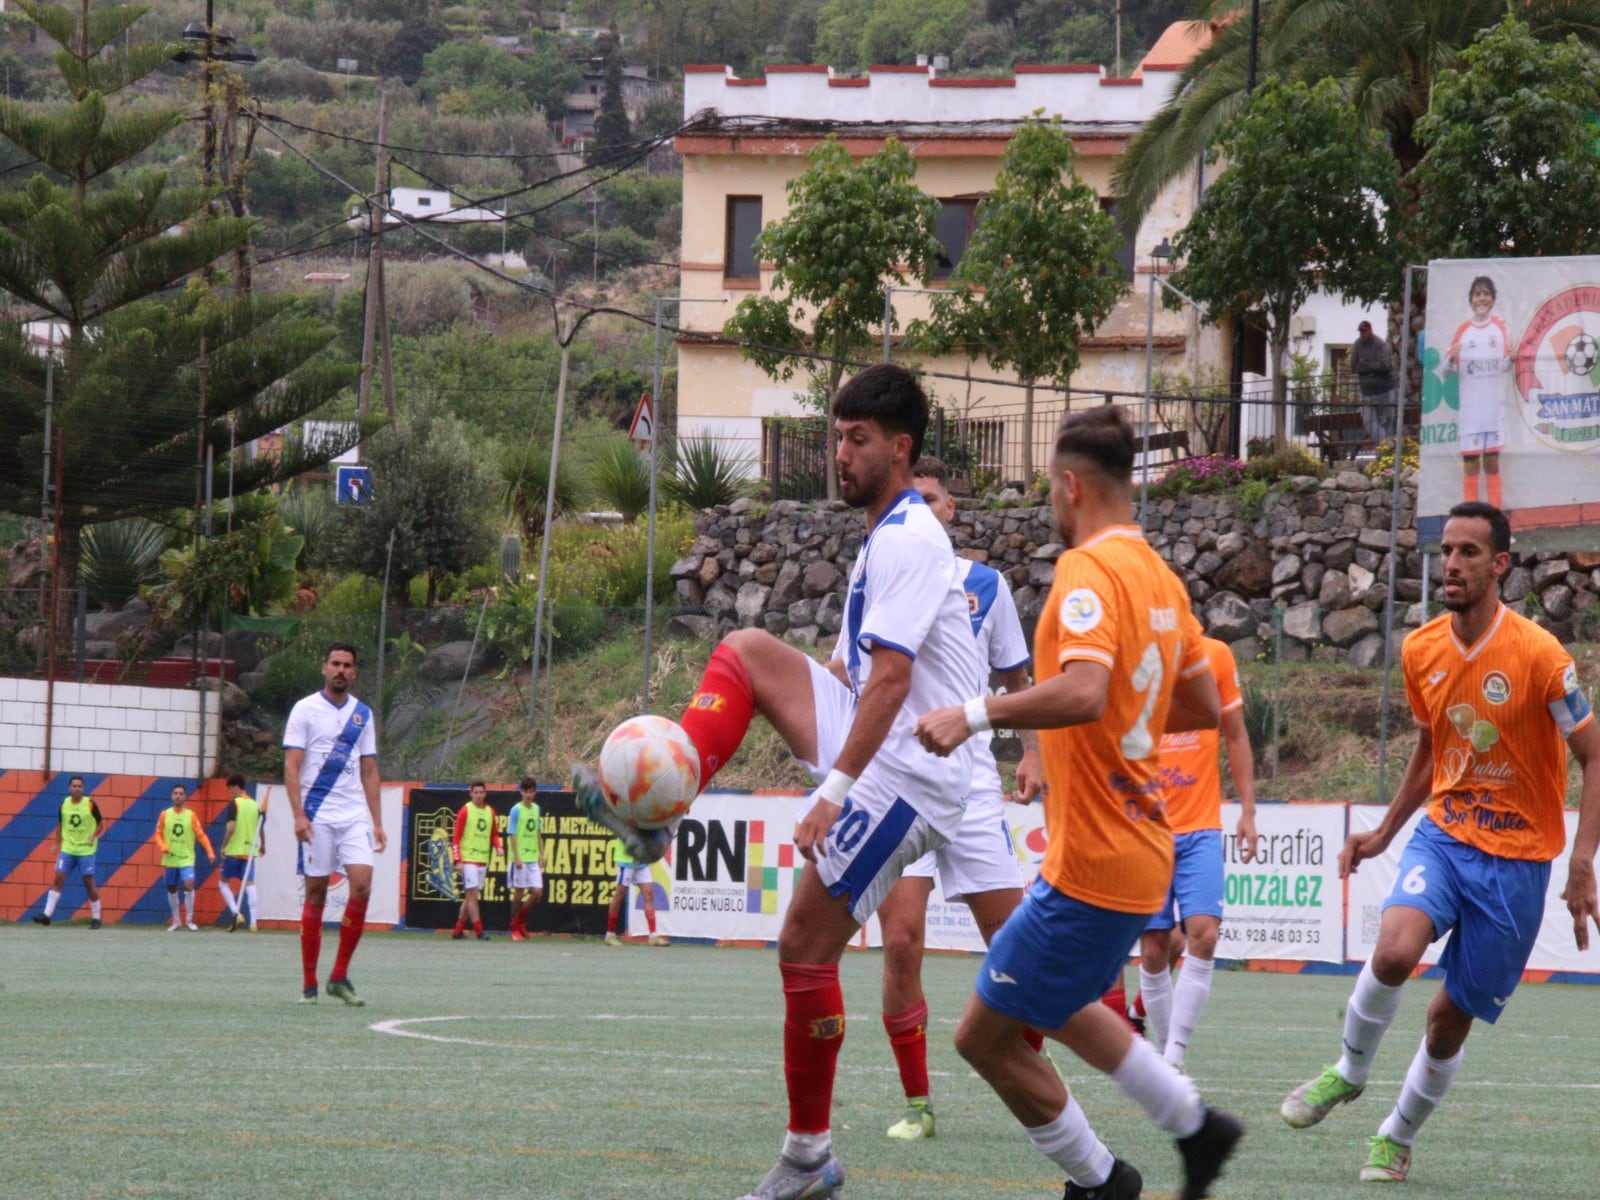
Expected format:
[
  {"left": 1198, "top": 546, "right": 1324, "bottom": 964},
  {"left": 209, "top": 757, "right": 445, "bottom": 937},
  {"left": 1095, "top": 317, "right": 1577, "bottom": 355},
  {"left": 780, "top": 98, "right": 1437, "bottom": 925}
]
[
  {"left": 916, "top": 405, "right": 1243, "bottom": 1200},
  {"left": 876, "top": 454, "right": 1045, "bottom": 1143},
  {"left": 284, "top": 642, "right": 385, "bottom": 1007},
  {"left": 573, "top": 363, "right": 986, "bottom": 1200},
  {"left": 1281, "top": 501, "right": 1600, "bottom": 1184}
]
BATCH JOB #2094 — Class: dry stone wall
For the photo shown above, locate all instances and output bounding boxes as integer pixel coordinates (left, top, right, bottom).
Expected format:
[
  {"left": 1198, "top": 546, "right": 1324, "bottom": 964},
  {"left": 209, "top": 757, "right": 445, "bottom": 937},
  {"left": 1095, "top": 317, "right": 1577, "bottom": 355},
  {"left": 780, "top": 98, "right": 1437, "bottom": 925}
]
[{"left": 667, "top": 474, "right": 1600, "bottom": 665}]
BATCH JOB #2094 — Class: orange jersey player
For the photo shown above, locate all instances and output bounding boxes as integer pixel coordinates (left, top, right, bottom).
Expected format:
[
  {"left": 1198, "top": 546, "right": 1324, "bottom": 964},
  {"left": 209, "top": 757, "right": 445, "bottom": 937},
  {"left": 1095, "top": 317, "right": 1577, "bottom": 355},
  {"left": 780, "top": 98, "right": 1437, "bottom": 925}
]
[
  {"left": 916, "top": 404, "right": 1243, "bottom": 1200},
  {"left": 1282, "top": 501, "right": 1600, "bottom": 1185}
]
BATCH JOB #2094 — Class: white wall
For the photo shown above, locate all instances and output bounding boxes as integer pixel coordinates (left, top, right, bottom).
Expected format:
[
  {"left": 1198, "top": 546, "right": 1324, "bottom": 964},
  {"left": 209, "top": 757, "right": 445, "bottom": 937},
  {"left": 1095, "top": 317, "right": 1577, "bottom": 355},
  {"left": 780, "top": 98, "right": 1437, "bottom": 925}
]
[{"left": 0, "top": 678, "right": 221, "bottom": 777}]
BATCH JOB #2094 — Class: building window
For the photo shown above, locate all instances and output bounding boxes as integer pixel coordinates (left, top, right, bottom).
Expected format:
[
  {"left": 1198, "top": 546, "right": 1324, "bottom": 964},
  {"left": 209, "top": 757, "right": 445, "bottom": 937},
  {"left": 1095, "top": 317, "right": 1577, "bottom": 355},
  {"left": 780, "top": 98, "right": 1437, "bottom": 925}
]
[
  {"left": 416, "top": 196, "right": 432, "bottom": 208},
  {"left": 1099, "top": 198, "right": 1135, "bottom": 280},
  {"left": 725, "top": 196, "right": 763, "bottom": 282},
  {"left": 932, "top": 199, "right": 978, "bottom": 279}
]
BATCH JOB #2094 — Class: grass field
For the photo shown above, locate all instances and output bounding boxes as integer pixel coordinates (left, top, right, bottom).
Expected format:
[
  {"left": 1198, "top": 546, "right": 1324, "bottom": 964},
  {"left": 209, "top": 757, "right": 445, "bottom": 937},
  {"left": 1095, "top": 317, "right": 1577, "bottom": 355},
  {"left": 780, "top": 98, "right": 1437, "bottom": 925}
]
[{"left": 3, "top": 926, "right": 1597, "bottom": 1200}]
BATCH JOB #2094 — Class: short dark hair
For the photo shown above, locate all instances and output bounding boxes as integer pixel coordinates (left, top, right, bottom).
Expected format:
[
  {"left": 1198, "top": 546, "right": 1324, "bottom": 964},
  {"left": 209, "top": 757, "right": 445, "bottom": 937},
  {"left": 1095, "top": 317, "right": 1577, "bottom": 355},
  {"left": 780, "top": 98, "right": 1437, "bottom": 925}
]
[
  {"left": 226, "top": 772, "right": 246, "bottom": 790},
  {"left": 68, "top": 775, "right": 84, "bottom": 786},
  {"left": 519, "top": 776, "right": 537, "bottom": 791},
  {"left": 325, "top": 641, "right": 359, "bottom": 666},
  {"left": 911, "top": 455, "right": 947, "bottom": 483},
  {"left": 469, "top": 779, "right": 487, "bottom": 791},
  {"left": 831, "top": 364, "right": 928, "bottom": 463},
  {"left": 1448, "top": 501, "right": 1512, "bottom": 555},
  {"left": 1054, "top": 405, "right": 1135, "bottom": 485},
  {"left": 1469, "top": 275, "right": 1497, "bottom": 301},
  {"left": 1358, "top": 320, "right": 1372, "bottom": 332}
]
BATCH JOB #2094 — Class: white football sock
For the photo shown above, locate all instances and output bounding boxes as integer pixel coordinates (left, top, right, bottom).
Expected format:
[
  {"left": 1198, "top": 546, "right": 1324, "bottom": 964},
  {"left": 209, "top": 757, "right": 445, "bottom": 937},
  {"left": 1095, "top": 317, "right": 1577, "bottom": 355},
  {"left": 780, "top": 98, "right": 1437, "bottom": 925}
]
[
  {"left": 90, "top": 899, "right": 101, "bottom": 919},
  {"left": 219, "top": 881, "right": 239, "bottom": 915},
  {"left": 1165, "top": 956, "right": 1216, "bottom": 1068},
  {"left": 1379, "top": 1037, "right": 1462, "bottom": 1146},
  {"left": 168, "top": 892, "right": 180, "bottom": 920},
  {"left": 781, "top": 1130, "right": 831, "bottom": 1164},
  {"left": 183, "top": 891, "right": 195, "bottom": 922},
  {"left": 1338, "top": 961, "right": 1405, "bottom": 1085},
  {"left": 1110, "top": 1033, "right": 1204, "bottom": 1137},
  {"left": 1138, "top": 965, "right": 1173, "bottom": 1052},
  {"left": 43, "top": 889, "right": 61, "bottom": 917},
  {"left": 1025, "top": 1093, "right": 1115, "bottom": 1187},
  {"left": 245, "top": 883, "right": 259, "bottom": 923}
]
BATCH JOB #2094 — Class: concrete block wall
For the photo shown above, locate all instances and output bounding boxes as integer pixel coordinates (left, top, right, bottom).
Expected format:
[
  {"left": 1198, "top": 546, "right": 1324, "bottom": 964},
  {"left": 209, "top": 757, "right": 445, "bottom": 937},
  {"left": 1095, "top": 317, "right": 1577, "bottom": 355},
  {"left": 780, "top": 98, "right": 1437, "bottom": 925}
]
[{"left": 0, "top": 677, "right": 220, "bottom": 777}]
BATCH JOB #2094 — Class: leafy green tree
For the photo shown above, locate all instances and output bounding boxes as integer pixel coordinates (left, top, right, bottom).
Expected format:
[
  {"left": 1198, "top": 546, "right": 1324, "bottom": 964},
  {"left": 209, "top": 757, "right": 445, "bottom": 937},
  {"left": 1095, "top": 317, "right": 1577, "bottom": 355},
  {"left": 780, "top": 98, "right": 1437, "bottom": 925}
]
[
  {"left": 0, "top": 0, "right": 359, "bottom": 630},
  {"left": 1168, "top": 79, "right": 1399, "bottom": 450},
  {"left": 416, "top": 39, "right": 578, "bottom": 120},
  {"left": 335, "top": 405, "right": 496, "bottom": 606},
  {"left": 1412, "top": 14, "right": 1600, "bottom": 260},
  {"left": 1112, "top": 0, "right": 1600, "bottom": 237},
  {"left": 815, "top": 0, "right": 980, "bottom": 70},
  {"left": 914, "top": 120, "right": 1123, "bottom": 481},
  {"left": 721, "top": 137, "right": 941, "bottom": 499}
]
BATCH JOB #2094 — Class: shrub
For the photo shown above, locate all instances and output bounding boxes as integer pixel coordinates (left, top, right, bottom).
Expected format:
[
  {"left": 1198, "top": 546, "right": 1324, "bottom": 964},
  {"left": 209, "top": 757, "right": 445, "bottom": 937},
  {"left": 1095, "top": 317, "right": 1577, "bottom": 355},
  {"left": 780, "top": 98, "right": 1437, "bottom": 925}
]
[
  {"left": 1244, "top": 444, "right": 1327, "bottom": 482},
  {"left": 279, "top": 485, "right": 338, "bottom": 571},
  {"left": 81, "top": 518, "right": 172, "bottom": 610},
  {"left": 665, "top": 433, "right": 756, "bottom": 511},
  {"left": 586, "top": 435, "right": 652, "bottom": 523},
  {"left": 1147, "top": 454, "right": 1246, "bottom": 499},
  {"left": 1365, "top": 437, "right": 1419, "bottom": 478}
]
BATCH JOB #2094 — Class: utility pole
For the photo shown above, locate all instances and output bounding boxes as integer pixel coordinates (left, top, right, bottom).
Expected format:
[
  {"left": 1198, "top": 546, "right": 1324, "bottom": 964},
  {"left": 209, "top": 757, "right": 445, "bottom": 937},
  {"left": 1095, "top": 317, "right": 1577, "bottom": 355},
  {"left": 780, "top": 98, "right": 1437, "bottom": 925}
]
[
  {"left": 358, "top": 90, "right": 394, "bottom": 420},
  {"left": 591, "top": 191, "right": 599, "bottom": 282}
]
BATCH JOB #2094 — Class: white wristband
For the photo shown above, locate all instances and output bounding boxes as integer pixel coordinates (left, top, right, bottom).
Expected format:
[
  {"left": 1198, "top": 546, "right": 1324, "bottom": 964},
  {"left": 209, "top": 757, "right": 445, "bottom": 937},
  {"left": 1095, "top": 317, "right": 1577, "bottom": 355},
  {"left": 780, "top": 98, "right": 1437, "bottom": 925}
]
[
  {"left": 965, "top": 696, "right": 992, "bottom": 734},
  {"left": 814, "top": 768, "right": 855, "bottom": 807}
]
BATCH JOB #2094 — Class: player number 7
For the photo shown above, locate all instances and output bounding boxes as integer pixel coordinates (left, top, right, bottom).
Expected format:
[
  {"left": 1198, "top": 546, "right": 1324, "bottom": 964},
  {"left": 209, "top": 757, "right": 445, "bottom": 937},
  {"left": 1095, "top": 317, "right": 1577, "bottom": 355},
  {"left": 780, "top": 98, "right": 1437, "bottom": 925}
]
[{"left": 1120, "top": 641, "right": 1163, "bottom": 760}]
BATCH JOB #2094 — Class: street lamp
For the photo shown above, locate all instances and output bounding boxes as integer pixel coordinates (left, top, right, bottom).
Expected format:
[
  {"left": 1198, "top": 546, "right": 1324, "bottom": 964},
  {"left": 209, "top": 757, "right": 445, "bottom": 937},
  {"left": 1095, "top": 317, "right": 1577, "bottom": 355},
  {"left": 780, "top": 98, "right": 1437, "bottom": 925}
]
[
  {"left": 176, "top": 2, "right": 257, "bottom": 189},
  {"left": 1138, "top": 237, "right": 1211, "bottom": 525}
]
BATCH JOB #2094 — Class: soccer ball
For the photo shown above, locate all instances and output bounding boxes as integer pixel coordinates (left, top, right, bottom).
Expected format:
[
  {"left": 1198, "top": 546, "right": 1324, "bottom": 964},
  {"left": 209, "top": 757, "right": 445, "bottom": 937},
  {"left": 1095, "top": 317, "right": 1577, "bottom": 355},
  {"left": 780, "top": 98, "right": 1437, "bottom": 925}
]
[
  {"left": 597, "top": 715, "right": 701, "bottom": 829},
  {"left": 1564, "top": 332, "right": 1599, "bottom": 375}
]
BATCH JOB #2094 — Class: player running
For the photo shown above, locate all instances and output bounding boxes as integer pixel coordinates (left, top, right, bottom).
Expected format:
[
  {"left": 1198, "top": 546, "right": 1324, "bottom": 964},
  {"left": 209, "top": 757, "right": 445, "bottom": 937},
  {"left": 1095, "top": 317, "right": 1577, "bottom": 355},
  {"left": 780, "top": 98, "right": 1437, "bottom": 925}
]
[
  {"left": 451, "top": 781, "right": 501, "bottom": 941},
  {"left": 1281, "top": 501, "right": 1600, "bottom": 1183},
  {"left": 876, "top": 455, "right": 1044, "bottom": 1142},
  {"left": 1137, "top": 635, "right": 1258, "bottom": 1070},
  {"left": 506, "top": 777, "right": 545, "bottom": 942},
  {"left": 217, "top": 772, "right": 266, "bottom": 932},
  {"left": 574, "top": 363, "right": 987, "bottom": 1200},
  {"left": 32, "top": 774, "right": 104, "bottom": 928},
  {"left": 916, "top": 404, "right": 1243, "bottom": 1200},
  {"left": 158, "top": 783, "right": 214, "bottom": 931},
  {"left": 284, "top": 642, "right": 386, "bottom": 1006}
]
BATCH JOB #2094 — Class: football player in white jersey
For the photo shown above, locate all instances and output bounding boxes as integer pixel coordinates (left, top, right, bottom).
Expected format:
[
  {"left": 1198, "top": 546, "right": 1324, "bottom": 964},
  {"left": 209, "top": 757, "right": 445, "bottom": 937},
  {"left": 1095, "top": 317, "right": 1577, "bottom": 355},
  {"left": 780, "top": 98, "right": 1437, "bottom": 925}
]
[
  {"left": 876, "top": 455, "right": 1044, "bottom": 1142},
  {"left": 1441, "top": 274, "right": 1514, "bottom": 508},
  {"left": 573, "top": 364, "right": 987, "bottom": 1200},
  {"left": 283, "top": 642, "right": 385, "bottom": 1007}
]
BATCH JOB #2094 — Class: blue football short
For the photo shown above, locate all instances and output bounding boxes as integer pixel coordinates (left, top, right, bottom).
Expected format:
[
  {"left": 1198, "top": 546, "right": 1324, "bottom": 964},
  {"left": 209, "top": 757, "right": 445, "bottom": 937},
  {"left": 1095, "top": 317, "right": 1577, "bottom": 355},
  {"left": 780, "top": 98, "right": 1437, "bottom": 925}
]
[
  {"left": 1145, "top": 828, "right": 1225, "bottom": 932},
  {"left": 1384, "top": 817, "right": 1550, "bottom": 1023},
  {"left": 56, "top": 851, "right": 96, "bottom": 879},
  {"left": 163, "top": 865, "right": 196, "bottom": 888},
  {"left": 977, "top": 876, "right": 1148, "bottom": 1031}
]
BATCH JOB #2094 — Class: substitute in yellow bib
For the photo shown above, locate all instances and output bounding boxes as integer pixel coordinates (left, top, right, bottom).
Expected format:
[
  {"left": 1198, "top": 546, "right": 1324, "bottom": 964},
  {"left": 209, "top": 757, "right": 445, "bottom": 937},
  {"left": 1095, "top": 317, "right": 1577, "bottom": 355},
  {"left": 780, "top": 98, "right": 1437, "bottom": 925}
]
[
  {"left": 506, "top": 776, "right": 546, "bottom": 942},
  {"left": 32, "top": 774, "right": 105, "bottom": 929},
  {"left": 157, "top": 783, "right": 215, "bottom": 932},
  {"left": 218, "top": 772, "right": 266, "bottom": 932}
]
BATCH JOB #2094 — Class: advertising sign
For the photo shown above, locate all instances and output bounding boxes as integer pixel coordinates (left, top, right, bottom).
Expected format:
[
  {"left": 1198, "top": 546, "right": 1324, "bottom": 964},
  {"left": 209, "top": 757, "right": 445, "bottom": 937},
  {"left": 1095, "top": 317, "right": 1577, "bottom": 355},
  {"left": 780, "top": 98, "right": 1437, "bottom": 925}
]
[
  {"left": 1214, "top": 802, "right": 1345, "bottom": 963},
  {"left": 254, "top": 783, "right": 405, "bottom": 925}
]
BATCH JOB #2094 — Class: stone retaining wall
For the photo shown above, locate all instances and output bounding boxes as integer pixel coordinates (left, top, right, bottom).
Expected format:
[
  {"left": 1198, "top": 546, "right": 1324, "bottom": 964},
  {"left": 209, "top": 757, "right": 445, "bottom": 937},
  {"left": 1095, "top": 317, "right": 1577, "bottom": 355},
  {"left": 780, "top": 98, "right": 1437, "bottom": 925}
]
[{"left": 668, "top": 473, "right": 1600, "bottom": 664}]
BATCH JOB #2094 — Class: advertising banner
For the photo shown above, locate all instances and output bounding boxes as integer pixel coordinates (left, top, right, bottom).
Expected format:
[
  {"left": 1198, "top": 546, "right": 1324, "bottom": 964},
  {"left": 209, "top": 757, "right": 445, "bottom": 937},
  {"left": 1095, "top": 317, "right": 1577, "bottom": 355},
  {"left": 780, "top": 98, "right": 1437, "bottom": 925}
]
[
  {"left": 1346, "top": 806, "right": 1600, "bottom": 975},
  {"left": 404, "top": 787, "right": 627, "bottom": 935},
  {"left": 255, "top": 783, "right": 405, "bottom": 925},
  {"left": 1214, "top": 803, "right": 1345, "bottom": 963},
  {"left": 1419, "top": 256, "right": 1600, "bottom": 551}
]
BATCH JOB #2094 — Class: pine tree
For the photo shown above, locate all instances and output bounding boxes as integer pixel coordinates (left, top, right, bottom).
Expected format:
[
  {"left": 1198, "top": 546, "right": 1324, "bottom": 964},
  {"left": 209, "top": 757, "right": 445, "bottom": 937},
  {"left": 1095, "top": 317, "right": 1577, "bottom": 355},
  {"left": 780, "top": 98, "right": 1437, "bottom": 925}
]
[
  {"left": 587, "top": 49, "right": 633, "bottom": 167},
  {"left": 0, "top": 0, "right": 360, "bottom": 629}
]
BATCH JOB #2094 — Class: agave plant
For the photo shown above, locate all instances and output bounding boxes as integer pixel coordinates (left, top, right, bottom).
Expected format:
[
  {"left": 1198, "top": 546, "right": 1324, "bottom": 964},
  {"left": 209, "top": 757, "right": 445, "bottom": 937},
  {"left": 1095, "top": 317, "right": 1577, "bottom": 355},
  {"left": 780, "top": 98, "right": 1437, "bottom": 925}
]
[
  {"left": 586, "top": 434, "right": 653, "bottom": 523},
  {"left": 278, "top": 484, "right": 337, "bottom": 570},
  {"left": 495, "top": 439, "right": 582, "bottom": 543},
  {"left": 80, "top": 518, "right": 173, "bottom": 610},
  {"left": 664, "top": 432, "right": 756, "bottom": 511}
]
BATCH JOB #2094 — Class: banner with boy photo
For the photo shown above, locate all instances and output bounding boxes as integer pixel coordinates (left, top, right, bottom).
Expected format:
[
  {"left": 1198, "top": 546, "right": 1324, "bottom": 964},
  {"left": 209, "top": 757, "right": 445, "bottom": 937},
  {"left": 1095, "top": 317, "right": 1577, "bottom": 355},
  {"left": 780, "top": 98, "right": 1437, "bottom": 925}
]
[{"left": 1419, "top": 257, "right": 1600, "bottom": 552}]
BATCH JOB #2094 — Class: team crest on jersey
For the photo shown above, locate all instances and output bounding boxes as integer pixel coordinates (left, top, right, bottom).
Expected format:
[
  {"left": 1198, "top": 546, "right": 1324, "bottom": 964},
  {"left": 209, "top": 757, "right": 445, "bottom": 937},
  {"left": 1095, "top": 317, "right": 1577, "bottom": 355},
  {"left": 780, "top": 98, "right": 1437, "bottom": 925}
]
[
  {"left": 1563, "top": 663, "right": 1579, "bottom": 693},
  {"left": 1060, "top": 588, "right": 1103, "bottom": 633},
  {"left": 1482, "top": 671, "right": 1511, "bottom": 705},
  {"left": 689, "top": 692, "right": 725, "bottom": 712},
  {"left": 352, "top": 712, "right": 364, "bottom": 727},
  {"left": 1513, "top": 285, "right": 1600, "bottom": 452}
]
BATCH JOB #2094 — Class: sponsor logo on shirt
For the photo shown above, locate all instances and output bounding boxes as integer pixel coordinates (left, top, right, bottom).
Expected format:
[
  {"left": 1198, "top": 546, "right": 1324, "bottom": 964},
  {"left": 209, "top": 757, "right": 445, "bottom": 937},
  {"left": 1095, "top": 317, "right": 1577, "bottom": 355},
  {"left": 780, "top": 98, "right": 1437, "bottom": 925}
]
[
  {"left": 1060, "top": 588, "right": 1103, "bottom": 634},
  {"left": 1482, "top": 671, "right": 1511, "bottom": 705}
]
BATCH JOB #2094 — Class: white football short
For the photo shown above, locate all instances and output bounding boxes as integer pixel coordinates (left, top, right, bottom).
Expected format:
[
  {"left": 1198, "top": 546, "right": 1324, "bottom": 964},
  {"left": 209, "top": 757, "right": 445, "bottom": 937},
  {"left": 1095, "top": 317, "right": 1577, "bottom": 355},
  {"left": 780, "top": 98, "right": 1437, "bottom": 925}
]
[
  {"left": 616, "top": 862, "right": 653, "bottom": 887},
  {"left": 798, "top": 659, "right": 956, "bottom": 923},
  {"left": 459, "top": 862, "right": 488, "bottom": 891},
  {"left": 900, "top": 782, "right": 1022, "bottom": 902},
  {"left": 507, "top": 862, "right": 544, "bottom": 890},
  {"left": 301, "top": 817, "right": 374, "bottom": 878}
]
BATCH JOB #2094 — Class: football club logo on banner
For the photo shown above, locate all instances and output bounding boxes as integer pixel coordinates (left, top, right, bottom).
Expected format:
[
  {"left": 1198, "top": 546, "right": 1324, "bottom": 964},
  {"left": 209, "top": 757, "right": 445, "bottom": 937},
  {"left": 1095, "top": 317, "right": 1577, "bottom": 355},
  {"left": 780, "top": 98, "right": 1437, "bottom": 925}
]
[{"left": 1514, "top": 285, "right": 1600, "bottom": 452}]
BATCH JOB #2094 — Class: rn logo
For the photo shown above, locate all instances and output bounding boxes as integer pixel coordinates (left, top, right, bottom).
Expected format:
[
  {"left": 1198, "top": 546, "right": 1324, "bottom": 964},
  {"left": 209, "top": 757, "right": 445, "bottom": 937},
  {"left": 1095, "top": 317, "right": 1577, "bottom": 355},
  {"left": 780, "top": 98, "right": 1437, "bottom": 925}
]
[{"left": 674, "top": 818, "right": 748, "bottom": 881}]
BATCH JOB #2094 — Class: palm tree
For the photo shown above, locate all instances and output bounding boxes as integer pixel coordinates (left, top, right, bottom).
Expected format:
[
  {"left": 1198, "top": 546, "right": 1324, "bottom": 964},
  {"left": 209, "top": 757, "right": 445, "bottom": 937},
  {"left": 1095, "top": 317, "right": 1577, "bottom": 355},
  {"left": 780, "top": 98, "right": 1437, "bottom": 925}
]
[{"left": 1113, "top": 0, "right": 1600, "bottom": 235}]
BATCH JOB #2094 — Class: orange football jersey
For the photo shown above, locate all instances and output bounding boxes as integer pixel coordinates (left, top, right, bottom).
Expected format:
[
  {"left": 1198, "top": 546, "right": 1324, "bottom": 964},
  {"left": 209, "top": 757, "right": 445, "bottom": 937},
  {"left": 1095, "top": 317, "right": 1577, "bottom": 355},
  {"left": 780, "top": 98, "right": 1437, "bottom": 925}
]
[
  {"left": 1035, "top": 526, "right": 1209, "bottom": 913},
  {"left": 1158, "top": 637, "right": 1243, "bottom": 834},
  {"left": 1403, "top": 603, "right": 1592, "bottom": 862}
]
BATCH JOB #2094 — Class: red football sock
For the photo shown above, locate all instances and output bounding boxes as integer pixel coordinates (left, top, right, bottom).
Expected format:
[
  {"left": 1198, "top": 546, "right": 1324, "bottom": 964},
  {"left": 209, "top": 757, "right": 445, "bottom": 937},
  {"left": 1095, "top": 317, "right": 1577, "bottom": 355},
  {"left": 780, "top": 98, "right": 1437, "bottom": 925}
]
[
  {"left": 606, "top": 908, "right": 619, "bottom": 934},
  {"left": 1132, "top": 991, "right": 1147, "bottom": 1018},
  {"left": 1487, "top": 468, "right": 1503, "bottom": 508},
  {"left": 1023, "top": 1027, "right": 1045, "bottom": 1054},
  {"left": 883, "top": 1000, "right": 930, "bottom": 1101},
  {"left": 472, "top": 920, "right": 483, "bottom": 935},
  {"left": 781, "top": 961, "right": 846, "bottom": 1134},
  {"left": 1102, "top": 984, "right": 1133, "bottom": 1029},
  {"left": 331, "top": 893, "right": 368, "bottom": 980},
  {"left": 644, "top": 907, "right": 657, "bottom": 934},
  {"left": 679, "top": 643, "right": 756, "bottom": 788},
  {"left": 300, "top": 900, "right": 324, "bottom": 990}
]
